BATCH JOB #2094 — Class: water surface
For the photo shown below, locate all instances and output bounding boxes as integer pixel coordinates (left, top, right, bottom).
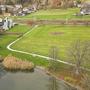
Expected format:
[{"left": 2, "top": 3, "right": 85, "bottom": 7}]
[{"left": 0, "top": 68, "right": 75, "bottom": 90}]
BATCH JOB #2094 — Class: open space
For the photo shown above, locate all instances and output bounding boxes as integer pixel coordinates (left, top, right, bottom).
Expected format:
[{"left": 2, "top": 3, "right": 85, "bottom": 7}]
[
  {"left": 0, "top": 0, "right": 90, "bottom": 89},
  {"left": 0, "top": 25, "right": 49, "bottom": 66},
  {"left": 11, "top": 25, "right": 90, "bottom": 68}
]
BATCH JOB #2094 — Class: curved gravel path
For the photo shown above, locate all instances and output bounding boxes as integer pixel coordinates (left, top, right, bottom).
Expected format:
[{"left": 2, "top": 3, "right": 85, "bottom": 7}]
[{"left": 7, "top": 25, "right": 90, "bottom": 72}]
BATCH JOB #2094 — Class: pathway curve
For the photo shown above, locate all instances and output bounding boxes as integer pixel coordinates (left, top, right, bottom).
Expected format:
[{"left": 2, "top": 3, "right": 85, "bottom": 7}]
[{"left": 7, "top": 25, "right": 90, "bottom": 72}]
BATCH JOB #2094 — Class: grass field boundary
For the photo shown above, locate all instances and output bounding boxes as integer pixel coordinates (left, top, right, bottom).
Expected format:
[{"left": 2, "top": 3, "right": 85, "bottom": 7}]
[{"left": 7, "top": 25, "right": 90, "bottom": 72}]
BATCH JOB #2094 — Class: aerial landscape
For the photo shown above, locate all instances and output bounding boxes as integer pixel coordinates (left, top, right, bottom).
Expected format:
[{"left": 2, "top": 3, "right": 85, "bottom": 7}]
[{"left": 0, "top": 0, "right": 90, "bottom": 90}]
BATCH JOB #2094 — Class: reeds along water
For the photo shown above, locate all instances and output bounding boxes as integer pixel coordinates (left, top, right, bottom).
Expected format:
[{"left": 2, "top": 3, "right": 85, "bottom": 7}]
[{"left": 2, "top": 55, "right": 34, "bottom": 72}]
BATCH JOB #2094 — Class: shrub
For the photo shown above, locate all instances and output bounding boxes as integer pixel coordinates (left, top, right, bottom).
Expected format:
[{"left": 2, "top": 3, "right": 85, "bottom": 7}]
[{"left": 3, "top": 55, "right": 34, "bottom": 71}]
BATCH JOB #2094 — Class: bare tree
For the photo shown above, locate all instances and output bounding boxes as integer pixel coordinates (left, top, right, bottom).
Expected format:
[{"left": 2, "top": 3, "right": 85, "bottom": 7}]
[
  {"left": 48, "top": 76, "right": 59, "bottom": 90},
  {"left": 81, "top": 74, "right": 90, "bottom": 90},
  {"left": 67, "top": 40, "right": 90, "bottom": 75},
  {"left": 48, "top": 76, "right": 76, "bottom": 90},
  {"left": 48, "top": 46, "right": 60, "bottom": 72},
  {"left": 44, "top": 0, "right": 48, "bottom": 9}
]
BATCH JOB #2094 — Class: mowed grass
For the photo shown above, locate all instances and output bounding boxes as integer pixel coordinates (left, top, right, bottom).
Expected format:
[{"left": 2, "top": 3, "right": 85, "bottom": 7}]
[
  {"left": 0, "top": 25, "right": 30, "bottom": 56},
  {"left": 12, "top": 25, "right": 90, "bottom": 68},
  {"left": 14, "top": 8, "right": 90, "bottom": 20},
  {"left": 0, "top": 25, "right": 48, "bottom": 66}
]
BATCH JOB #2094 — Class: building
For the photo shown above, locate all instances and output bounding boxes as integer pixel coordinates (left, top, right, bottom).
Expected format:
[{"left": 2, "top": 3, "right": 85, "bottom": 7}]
[
  {"left": 80, "top": 2, "right": 90, "bottom": 15},
  {"left": 0, "top": 17, "right": 15, "bottom": 31}
]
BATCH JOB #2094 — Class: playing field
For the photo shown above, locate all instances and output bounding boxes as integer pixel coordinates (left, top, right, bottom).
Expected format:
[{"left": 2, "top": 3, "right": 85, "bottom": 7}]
[{"left": 12, "top": 25, "right": 90, "bottom": 61}]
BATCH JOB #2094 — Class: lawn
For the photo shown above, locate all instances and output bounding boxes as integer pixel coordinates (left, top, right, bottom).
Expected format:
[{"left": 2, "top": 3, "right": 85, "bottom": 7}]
[
  {"left": 12, "top": 25, "right": 90, "bottom": 68},
  {"left": 13, "top": 8, "right": 90, "bottom": 20},
  {"left": 0, "top": 25, "right": 30, "bottom": 56},
  {"left": 0, "top": 25, "right": 49, "bottom": 66}
]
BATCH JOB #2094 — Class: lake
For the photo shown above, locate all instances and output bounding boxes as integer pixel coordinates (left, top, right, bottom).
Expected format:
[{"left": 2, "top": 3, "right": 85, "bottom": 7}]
[{"left": 0, "top": 66, "right": 76, "bottom": 90}]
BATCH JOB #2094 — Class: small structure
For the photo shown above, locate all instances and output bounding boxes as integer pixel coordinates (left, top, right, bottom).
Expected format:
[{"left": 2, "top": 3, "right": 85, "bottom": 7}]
[
  {"left": 80, "top": 2, "right": 90, "bottom": 15},
  {"left": 0, "top": 17, "right": 16, "bottom": 31}
]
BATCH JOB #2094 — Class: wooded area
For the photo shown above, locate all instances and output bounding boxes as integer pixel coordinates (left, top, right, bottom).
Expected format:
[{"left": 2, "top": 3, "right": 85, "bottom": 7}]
[{"left": 0, "top": 0, "right": 87, "bottom": 9}]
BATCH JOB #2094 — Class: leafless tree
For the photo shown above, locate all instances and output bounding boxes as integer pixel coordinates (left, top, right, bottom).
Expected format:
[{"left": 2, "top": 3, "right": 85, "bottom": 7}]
[
  {"left": 48, "top": 76, "right": 76, "bottom": 90},
  {"left": 48, "top": 76, "right": 59, "bottom": 90},
  {"left": 48, "top": 46, "right": 60, "bottom": 72},
  {"left": 81, "top": 74, "right": 90, "bottom": 90},
  {"left": 67, "top": 40, "right": 90, "bottom": 75}
]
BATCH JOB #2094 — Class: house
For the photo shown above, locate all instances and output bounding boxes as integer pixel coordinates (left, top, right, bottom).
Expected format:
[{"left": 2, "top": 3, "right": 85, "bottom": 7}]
[
  {"left": 0, "top": 17, "right": 16, "bottom": 31},
  {"left": 80, "top": 2, "right": 90, "bottom": 15}
]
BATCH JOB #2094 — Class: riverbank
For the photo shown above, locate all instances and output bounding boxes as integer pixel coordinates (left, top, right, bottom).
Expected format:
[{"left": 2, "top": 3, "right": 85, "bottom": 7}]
[{"left": 2, "top": 55, "right": 34, "bottom": 72}]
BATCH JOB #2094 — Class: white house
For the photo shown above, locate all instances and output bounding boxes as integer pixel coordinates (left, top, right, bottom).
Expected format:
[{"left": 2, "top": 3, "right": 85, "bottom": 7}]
[{"left": 0, "top": 17, "right": 16, "bottom": 31}]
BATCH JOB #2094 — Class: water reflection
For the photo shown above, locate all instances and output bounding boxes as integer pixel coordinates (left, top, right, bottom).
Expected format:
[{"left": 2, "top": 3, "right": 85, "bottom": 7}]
[
  {"left": 48, "top": 76, "right": 76, "bottom": 90},
  {"left": 0, "top": 63, "right": 7, "bottom": 79},
  {"left": 0, "top": 67, "right": 76, "bottom": 90}
]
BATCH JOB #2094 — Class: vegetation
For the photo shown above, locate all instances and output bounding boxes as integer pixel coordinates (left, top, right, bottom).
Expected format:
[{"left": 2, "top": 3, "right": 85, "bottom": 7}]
[
  {"left": 3, "top": 55, "right": 34, "bottom": 71},
  {"left": 68, "top": 40, "right": 90, "bottom": 75},
  {"left": 14, "top": 8, "right": 90, "bottom": 20},
  {"left": 0, "top": 0, "right": 77, "bottom": 8},
  {"left": 81, "top": 74, "right": 90, "bottom": 90},
  {"left": 0, "top": 0, "right": 90, "bottom": 89},
  {"left": 0, "top": 25, "right": 30, "bottom": 56},
  {"left": 0, "top": 25, "right": 49, "bottom": 66},
  {"left": 48, "top": 46, "right": 60, "bottom": 72},
  {"left": 12, "top": 25, "right": 90, "bottom": 68},
  {"left": 48, "top": 76, "right": 59, "bottom": 90},
  {"left": 47, "top": 40, "right": 90, "bottom": 90}
]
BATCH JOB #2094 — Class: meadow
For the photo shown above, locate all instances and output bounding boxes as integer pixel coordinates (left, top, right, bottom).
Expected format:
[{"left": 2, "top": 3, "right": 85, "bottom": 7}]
[
  {"left": 0, "top": 25, "right": 48, "bottom": 66},
  {"left": 12, "top": 25, "right": 90, "bottom": 68},
  {"left": 0, "top": 8, "right": 90, "bottom": 69}
]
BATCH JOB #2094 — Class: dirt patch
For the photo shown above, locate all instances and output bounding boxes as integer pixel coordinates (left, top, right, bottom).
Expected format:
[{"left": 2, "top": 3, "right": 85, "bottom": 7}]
[
  {"left": 26, "top": 20, "right": 90, "bottom": 25},
  {"left": 50, "top": 32, "right": 64, "bottom": 36}
]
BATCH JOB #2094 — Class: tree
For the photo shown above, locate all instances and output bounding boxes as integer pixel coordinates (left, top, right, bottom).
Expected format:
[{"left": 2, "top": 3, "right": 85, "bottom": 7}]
[
  {"left": 44, "top": 0, "right": 49, "bottom": 9},
  {"left": 48, "top": 46, "right": 60, "bottom": 72},
  {"left": 5, "top": 0, "right": 14, "bottom": 5},
  {"left": 48, "top": 76, "right": 59, "bottom": 90},
  {"left": 48, "top": 76, "right": 76, "bottom": 90},
  {"left": 68, "top": 40, "right": 90, "bottom": 75},
  {"left": 81, "top": 74, "right": 90, "bottom": 90}
]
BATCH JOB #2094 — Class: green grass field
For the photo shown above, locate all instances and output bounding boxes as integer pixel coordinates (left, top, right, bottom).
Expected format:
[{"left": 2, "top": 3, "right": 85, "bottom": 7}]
[
  {"left": 0, "top": 7, "right": 90, "bottom": 69},
  {"left": 0, "top": 25, "right": 49, "bottom": 66},
  {"left": 13, "top": 8, "right": 90, "bottom": 20},
  {"left": 12, "top": 25, "right": 90, "bottom": 68},
  {"left": 0, "top": 25, "right": 30, "bottom": 56}
]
